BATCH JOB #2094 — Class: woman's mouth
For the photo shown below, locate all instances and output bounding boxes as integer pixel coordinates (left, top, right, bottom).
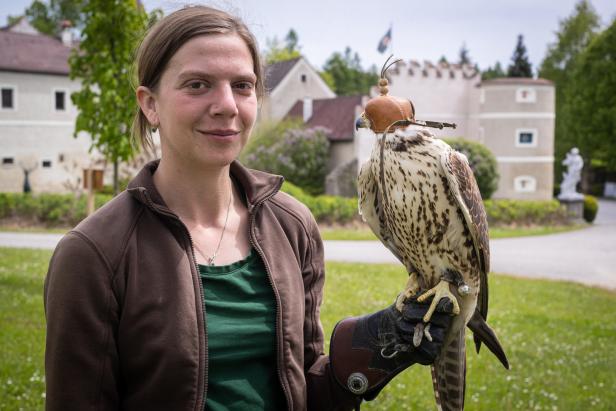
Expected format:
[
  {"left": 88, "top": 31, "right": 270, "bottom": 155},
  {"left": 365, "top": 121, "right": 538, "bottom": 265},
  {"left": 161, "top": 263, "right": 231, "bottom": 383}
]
[{"left": 197, "top": 129, "right": 241, "bottom": 138}]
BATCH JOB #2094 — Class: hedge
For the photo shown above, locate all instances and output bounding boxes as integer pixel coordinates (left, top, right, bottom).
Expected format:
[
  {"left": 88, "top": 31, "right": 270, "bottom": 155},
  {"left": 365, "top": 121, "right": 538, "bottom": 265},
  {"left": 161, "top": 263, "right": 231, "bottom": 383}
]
[
  {"left": 483, "top": 199, "right": 570, "bottom": 226},
  {"left": 0, "top": 193, "right": 112, "bottom": 227},
  {"left": 0, "top": 190, "right": 574, "bottom": 228}
]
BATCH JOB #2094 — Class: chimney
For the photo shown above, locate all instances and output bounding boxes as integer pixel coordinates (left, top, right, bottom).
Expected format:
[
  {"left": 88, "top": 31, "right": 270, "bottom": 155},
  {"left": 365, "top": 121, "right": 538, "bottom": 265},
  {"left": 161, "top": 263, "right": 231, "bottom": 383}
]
[
  {"left": 303, "top": 97, "right": 313, "bottom": 122},
  {"left": 60, "top": 20, "right": 73, "bottom": 47}
]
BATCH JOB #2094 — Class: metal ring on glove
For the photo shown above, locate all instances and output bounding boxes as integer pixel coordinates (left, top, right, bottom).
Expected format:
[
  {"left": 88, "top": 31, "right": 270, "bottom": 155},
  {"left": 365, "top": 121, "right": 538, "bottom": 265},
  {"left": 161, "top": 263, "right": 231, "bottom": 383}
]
[
  {"left": 380, "top": 346, "right": 399, "bottom": 359},
  {"left": 347, "top": 372, "right": 369, "bottom": 395}
]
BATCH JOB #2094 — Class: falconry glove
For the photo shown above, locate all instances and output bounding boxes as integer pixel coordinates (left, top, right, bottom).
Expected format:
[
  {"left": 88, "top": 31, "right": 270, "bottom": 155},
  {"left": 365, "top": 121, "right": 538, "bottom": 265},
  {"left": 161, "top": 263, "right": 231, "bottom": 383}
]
[{"left": 329, "top": 295, "right": 454, "bottom": 401}]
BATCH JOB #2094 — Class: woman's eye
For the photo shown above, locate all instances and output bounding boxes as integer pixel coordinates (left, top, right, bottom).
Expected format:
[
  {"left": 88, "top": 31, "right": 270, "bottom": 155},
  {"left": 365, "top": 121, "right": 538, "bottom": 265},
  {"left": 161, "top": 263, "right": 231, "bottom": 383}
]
[
  {"left": 235, "top": 82, "right": 254, "bottom": 91},
  {"left": 187, "top": 81, "right": 207, "bottom": 90}
]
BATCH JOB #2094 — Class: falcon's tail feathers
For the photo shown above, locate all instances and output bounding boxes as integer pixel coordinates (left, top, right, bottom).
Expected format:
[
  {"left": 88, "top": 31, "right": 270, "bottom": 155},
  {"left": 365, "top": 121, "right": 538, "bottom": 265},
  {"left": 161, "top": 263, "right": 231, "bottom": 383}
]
[
  {"left": 467, "top": 311, "right": 510, "bottom": 370},
  {"left": 431, "top": 327, "right": 466, "bottom": 411}
]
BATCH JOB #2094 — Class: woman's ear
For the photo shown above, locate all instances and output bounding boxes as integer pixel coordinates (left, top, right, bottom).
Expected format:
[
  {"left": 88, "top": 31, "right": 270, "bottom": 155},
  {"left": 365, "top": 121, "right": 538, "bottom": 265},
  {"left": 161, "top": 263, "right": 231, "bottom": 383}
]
[{"left": 136, "top": 86, "right": 159, "bottom": 127}]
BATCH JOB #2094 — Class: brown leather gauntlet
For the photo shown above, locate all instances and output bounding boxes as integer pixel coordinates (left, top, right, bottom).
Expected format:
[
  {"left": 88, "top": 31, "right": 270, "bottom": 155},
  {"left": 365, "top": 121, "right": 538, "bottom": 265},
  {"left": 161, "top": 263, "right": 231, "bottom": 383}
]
[{"left": 329, "top": 297, "right": 454, "bottom": 401}]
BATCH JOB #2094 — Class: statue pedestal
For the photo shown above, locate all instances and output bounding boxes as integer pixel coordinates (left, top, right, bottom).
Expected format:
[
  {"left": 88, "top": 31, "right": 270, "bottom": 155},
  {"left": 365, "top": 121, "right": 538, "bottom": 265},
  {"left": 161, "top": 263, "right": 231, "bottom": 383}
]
[{"left": 558, "top": 199, "right": 584, "bottom": 222}]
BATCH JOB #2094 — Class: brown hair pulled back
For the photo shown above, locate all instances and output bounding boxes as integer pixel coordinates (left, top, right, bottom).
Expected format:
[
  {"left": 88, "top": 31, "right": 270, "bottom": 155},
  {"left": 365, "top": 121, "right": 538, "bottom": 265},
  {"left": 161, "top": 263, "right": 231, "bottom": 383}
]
[{"left": 132, "top": 5, "right": 264, "bottom": 151}]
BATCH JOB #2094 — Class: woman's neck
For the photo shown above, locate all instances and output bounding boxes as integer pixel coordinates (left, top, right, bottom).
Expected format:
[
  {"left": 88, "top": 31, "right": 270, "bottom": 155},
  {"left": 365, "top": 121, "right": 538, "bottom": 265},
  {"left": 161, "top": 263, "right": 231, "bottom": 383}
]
[{"left": 153, "top": 156, "right": 235, "bottom": 226}]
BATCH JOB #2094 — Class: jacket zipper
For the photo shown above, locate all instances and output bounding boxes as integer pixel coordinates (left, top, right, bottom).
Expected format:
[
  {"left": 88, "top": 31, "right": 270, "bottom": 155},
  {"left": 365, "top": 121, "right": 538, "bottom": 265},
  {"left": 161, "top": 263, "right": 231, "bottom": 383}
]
[
  {"left": 247, "top": 188, "right": 292, "bottom": 410},
  {"left": 139, "top": 189, "right": 208, "bottom": 411}
]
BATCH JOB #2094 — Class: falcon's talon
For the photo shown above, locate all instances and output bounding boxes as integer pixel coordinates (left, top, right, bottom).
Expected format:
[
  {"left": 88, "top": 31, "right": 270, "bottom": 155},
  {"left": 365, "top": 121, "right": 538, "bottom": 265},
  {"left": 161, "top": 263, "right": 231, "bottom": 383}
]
[
  {"left": 424, "top": 324, "right": 433, "bottom": 342},
  {"left": 413, "top": 322, "right": 424, "bottom": 347},
  {"left": 395, "top": 272, "right": 420, "bottom": 312},
  {"left": 417, "top": 280, "right": 460, "bottom": 323}
]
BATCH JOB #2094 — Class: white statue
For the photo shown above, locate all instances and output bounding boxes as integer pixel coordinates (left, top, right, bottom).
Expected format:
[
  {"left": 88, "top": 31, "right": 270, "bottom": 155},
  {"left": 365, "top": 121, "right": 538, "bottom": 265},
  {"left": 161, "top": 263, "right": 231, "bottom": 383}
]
[{"left": 558, "top": 147, "right": 584, "bottom": 201}]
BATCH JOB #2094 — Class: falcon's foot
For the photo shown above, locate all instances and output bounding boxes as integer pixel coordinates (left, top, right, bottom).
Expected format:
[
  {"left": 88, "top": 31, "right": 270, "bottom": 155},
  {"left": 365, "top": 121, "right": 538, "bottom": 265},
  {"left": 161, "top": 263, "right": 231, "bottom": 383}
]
[
  {"left": 417, "top": 280, "right": 460, "bottom": 323},
  {"left": 395, "top": 272, "right": 420, "bottom": 312}
]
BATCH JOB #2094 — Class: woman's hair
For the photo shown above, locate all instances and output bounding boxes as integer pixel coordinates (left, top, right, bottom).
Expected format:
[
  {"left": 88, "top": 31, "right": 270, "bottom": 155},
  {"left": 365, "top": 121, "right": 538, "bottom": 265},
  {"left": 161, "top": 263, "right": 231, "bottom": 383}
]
[{"left": 132, "top": 5, "right": 264, "bottom": 151}]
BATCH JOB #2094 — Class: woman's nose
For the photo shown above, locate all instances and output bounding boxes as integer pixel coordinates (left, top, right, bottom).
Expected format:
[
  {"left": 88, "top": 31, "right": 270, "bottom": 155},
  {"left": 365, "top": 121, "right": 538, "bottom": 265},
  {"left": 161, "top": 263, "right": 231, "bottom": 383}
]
[{"left": 210, "top": 83, "right": 239, "bottom": 117}]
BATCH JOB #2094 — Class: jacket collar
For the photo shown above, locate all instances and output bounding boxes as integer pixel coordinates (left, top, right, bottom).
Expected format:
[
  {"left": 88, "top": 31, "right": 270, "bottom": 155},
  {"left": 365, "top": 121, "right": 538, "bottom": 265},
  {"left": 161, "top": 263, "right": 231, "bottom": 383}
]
[{"left": 127, "top": 159, "right": 284, "bottom": 213}]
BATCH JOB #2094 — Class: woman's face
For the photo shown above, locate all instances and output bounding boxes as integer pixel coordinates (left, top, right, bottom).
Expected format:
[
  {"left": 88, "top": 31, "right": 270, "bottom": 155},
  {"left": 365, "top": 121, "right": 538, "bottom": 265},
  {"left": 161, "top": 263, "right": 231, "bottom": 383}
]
[{"left": 150, "top": 33, "right": 258, "bottom": 169}]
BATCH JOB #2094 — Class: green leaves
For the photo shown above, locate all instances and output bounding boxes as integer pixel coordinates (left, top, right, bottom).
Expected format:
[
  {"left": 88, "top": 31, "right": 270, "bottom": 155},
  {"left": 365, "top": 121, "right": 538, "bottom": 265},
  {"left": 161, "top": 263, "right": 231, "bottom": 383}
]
[
  {"left": 563, "top": 18, "right": 616, "bottom": 173},
  {"left": 69, "top": 0, "right": 149, "bottom": 167},
  {"left": 444, "top": 138, "right": 499, "bottom": 200},
  {"left": 322, "top": 47, "right": 378, "bottom": 96}
]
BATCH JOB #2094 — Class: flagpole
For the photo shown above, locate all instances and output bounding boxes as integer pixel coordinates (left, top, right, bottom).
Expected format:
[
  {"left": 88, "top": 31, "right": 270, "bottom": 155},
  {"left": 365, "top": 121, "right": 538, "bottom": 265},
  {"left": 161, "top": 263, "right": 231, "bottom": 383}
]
[{"left": 390, "top": 23, "right": 393, "bottom": 55}]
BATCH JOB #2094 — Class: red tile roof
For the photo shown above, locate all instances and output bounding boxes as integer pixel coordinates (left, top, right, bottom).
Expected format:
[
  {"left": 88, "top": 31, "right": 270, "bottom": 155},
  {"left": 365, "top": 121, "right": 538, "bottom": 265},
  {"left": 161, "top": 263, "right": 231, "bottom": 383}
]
[
  {"left": 286, "top": 95, "right": 364, "bottom": 142},
  {"left": 0, "top": 30, "right": 71, "bottom": 75},
  {"left": 264, "top": 57, "right": 301, "bottom": 92}
]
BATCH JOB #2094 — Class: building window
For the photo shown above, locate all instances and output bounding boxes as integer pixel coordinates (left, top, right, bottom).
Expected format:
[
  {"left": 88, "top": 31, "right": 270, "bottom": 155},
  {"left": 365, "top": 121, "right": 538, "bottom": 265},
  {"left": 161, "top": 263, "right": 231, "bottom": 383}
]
[
  {"left": 2, "top": 157, "right": 14, "bottom": 166},
  {"left": 1, "top": 87, "right": 14, "bottom": 109},
  {"left": 55, "top": 91, "right": 66, "bottom": 110},
  {"left": 516, "top": 87, "right": 536, "bottom": 103},
  {"left": 515, "top": 129, "right": 538, "bottom": 147},
  {"left": 300, "top": 74, "right": 307, "bottom": 83},
  {"left": 42, "top": 160, "right": 52, "bottom": 168},
  {"left": 514, "top": 176, "right": 537, "bottom": 192}
]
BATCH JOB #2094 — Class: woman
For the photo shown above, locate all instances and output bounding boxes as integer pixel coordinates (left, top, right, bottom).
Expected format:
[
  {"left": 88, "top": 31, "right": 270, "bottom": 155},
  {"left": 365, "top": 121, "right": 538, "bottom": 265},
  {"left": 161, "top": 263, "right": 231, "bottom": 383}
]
[{"left": 44, "top": 6, "right": 451, "bottom": 411}]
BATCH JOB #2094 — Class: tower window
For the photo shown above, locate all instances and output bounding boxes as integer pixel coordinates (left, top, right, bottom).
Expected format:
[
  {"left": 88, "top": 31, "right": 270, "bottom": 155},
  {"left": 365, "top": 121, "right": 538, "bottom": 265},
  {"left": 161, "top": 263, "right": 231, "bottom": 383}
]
[
  {"left": 514, "top": 176, "right": 537, "bottom": 192},
  {"left": 515, "top": 129, "right": 538, "bottom": 147}
]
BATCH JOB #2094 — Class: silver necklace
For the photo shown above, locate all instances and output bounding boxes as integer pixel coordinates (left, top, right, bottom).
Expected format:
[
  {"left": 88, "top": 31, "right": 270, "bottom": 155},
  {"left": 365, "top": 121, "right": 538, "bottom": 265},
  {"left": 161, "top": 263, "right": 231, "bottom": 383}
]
[{"left": 193, "top": 187, "right": 233, "bottom": 266}]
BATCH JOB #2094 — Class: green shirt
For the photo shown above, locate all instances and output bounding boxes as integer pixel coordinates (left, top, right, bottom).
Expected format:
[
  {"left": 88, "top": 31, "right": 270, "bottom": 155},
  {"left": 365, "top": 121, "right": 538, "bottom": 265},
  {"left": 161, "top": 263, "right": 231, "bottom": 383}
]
[{"left": 199, "top": 249, "right": 285, "bottom": 411}]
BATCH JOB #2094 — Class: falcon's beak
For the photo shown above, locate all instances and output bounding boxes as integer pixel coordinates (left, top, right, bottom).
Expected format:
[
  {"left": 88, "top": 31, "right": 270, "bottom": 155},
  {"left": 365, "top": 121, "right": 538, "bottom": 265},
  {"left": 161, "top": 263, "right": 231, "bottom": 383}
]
[{"left": 355, "top": 114, "right": 370, "bottom": 130}]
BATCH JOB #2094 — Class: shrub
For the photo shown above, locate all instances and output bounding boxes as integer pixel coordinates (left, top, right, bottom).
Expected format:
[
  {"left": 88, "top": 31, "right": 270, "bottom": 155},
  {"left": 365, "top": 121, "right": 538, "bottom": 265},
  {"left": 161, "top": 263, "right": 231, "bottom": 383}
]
[
  {"left": 0, "top": 193, "right": 112, "bottom": 227},
  {"left": 583, "top": 195, "right": 599, "bottom": 223},
  {"left": 444, "top": 138, "right": 499, "bottom": 199},
  {"left": 243, "top": 125, "right": 330, "bottom": 196},
  {"left": 281, "top": 182, "right": 358, "bottom": 224},
  {"left": 483, "top": 199, "right": 570, "bottom": 226}
]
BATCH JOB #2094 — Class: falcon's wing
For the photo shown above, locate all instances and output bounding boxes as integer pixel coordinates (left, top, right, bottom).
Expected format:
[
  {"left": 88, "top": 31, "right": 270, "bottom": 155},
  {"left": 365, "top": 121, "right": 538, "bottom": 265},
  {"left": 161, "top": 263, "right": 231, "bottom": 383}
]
[
  {"left": 358, "top": 159, "right": 406, "bottom": 265},
  {"left": 441, "top": 150, "right": 490, "bottom": 320}
]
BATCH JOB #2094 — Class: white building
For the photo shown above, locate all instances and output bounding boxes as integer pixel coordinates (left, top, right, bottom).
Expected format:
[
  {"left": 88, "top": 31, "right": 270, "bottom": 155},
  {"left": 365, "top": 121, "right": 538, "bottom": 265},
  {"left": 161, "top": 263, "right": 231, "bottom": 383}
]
[{"left": 0, "top": 18, "right": 93, "bottom": 193}]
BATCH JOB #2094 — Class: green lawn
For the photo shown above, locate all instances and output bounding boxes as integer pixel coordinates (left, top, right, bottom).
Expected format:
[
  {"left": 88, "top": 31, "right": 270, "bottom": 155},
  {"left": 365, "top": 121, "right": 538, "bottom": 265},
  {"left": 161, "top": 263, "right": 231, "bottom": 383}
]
[
  {"left": 320, "top": 224, "right": 589, "bottom": 241},
  {"left": 1, "top": 248, "right": 615, "bottom": 410}
]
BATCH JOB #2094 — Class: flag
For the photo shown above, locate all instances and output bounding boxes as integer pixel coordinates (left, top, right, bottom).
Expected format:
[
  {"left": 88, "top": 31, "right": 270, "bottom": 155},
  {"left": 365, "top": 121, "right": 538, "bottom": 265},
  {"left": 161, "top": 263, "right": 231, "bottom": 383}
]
[{"left": 377, "top": 27, "right": 392, "bottom": 53}]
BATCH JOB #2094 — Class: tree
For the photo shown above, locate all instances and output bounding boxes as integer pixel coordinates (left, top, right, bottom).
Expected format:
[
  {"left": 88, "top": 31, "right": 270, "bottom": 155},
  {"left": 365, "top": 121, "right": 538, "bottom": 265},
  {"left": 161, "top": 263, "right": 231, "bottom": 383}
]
[
  {"left": 482, "top": 61, "right": 505, "bottom": 80},
  {"left": 9, "top": 0, "right": 85, "bottom": 37},
  {"left": 69, "top": 0, "right": 148, "bottom": 194},
  {"left": 563, "top": 19, "right": 616, "bottom": 174},
  {"left": 458, "top": 43, "right": 471, "bottom": 65},
  {"left": 263, "top": 29, "right": 301, "bottom": 64},
  {"left": 507, "top": 34, "right": 533, "bottom": 77},
  {"left": 538, "top": 0, "right": 600, "bottom": 182},
  {"left": 322, "top": 47, "right": 378, "bottom": 95},
  {"left": 438, "top": 55, "right": 448, "bottom": 64},
  {"left": 284, "top": 29, "right": 299, "bottom": 53}
]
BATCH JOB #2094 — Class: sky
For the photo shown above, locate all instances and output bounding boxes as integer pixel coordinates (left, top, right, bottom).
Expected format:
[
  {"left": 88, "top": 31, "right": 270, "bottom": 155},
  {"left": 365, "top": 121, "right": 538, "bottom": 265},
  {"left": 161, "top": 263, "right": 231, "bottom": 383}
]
[{"left": 2, "top": 0, "right": 616, "bottom": 74}]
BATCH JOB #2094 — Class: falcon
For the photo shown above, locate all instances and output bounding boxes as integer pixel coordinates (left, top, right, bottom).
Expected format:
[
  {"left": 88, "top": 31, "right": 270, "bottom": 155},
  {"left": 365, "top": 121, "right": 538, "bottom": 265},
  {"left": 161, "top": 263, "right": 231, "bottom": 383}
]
[{"left": 356, "top": 58, "right": 509, "bottom": 411}]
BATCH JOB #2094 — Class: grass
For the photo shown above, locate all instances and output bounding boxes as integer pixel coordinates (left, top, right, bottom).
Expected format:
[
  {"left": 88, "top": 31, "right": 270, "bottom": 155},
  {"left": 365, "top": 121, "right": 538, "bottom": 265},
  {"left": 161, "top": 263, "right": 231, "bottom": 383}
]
[
  {"left": 0, "top": 248, "right": 50, "bottom": 410},
  {"left": 322, "top": 263, "right": 616, "bottom": 410},
  {"left": 1, "top": 248, "right": 615, "bottom": 410},
  {"left": 319, "top": 224, "right": 589, "bottom": 241},
  {"left": 0, "top": 226, "right": 69, "bottom": 234}
]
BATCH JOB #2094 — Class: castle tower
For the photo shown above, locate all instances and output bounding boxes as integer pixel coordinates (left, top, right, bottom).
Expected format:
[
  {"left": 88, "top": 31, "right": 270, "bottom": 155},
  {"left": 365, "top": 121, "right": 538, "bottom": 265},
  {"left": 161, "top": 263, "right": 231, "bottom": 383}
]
[{"left": 479, "top": 78, "right": 555, "bottom": 200}]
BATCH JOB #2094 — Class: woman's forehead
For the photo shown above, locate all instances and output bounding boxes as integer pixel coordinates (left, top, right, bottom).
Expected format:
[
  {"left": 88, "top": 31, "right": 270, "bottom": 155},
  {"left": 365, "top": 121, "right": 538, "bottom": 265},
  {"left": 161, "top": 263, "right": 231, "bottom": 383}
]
[{"left": 167, "top": 34, "right": 254, "bottom": 71}]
